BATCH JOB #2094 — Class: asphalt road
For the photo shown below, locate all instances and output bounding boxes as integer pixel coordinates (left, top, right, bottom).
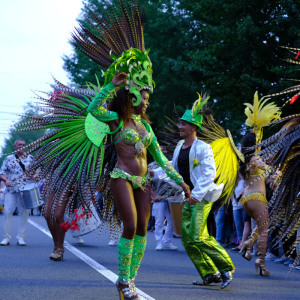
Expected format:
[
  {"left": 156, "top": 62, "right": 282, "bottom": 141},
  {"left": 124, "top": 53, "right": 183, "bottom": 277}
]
[{"left": 0, "top": 214, "right": 299, "bottom": 300}]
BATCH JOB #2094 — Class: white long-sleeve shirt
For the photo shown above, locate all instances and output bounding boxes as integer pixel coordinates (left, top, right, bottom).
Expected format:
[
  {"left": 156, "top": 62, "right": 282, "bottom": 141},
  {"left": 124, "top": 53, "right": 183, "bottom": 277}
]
[{"left": 171, "top": 138, "right": 216, "bottom": 202}]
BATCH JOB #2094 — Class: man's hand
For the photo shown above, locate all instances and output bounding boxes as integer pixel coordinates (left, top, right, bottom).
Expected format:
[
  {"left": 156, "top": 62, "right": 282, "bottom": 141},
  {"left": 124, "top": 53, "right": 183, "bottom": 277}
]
[
  {"left": 187, "top": 197, "right": 199, "bottom": 205},
  {"left": 112, "top": 70, "right": 129, "bottom": 87}
]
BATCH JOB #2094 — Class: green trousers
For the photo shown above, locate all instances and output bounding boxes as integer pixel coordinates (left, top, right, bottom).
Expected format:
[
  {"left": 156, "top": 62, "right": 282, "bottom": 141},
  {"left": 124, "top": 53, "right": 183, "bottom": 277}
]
[{"left": 181, "top": 200, "right": 235, "bottom": 279}]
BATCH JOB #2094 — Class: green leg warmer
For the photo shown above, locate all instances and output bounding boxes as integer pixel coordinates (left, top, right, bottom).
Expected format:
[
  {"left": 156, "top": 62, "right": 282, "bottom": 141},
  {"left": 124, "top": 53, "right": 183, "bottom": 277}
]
[
  {"left": 130, "top": 235, "right": 147, "bottom": 279},
  {"left": 118, "top": 237, "right": 134, "bottom": 283}
]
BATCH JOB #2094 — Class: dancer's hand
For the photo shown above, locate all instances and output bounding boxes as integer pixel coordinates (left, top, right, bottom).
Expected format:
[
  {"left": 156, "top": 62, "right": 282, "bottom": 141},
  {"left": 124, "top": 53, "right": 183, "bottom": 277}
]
[
  {"left": 112, "top": 70, "right": 129, "bottom": 87},
  {"left": 268, "top": 169, "right": 282, "bottom": 190},
  {"left": 179, "top": 182, "right": 191, "bottom": 199}
]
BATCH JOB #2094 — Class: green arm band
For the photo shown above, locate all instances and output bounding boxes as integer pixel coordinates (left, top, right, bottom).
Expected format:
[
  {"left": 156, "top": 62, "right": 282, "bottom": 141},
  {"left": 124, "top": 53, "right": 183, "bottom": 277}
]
[
  {"left": 88, "top": 82, "right": 119, "bottom": 122},
  {"left": 144, "top": 121, "right": 183, "bottom": 184}
]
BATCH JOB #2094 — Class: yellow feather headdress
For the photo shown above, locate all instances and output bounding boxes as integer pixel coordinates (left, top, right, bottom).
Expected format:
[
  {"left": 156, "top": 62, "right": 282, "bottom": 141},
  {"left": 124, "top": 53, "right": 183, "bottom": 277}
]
[{"left": 244, "top": 91, "right": 281, "bottom": 142}]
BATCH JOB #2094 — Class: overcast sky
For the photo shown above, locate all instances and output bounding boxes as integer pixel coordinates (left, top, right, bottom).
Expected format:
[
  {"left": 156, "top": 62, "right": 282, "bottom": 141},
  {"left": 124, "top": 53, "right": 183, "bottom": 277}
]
[{"left": 0, "top": 0, "right": 83, "bottom": 155}]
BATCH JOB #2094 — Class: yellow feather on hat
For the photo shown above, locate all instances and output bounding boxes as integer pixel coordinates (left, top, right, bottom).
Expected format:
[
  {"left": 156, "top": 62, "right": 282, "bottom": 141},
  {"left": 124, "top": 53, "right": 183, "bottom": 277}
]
[
  {"left": 244, "top": 92, "right": 281, "bottom": 141},
  {"left": 191, "top": 93, "right": 210, "bottom": 118}
]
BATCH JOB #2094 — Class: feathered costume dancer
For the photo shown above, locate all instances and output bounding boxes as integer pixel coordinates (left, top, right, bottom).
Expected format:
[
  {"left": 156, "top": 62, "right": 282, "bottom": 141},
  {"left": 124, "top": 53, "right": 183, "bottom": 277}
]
[
  {"left": 15, "top": 1, "right": 190, "bottom": 299},
  {"left": 238, "top": 92, "right": 281, "bottom": 276},
  {"left": 244, "top": 46, "right": 300, "bottom": 267},
  {"left": 15, "top": 76, "right": 114, "bottom": 262}
]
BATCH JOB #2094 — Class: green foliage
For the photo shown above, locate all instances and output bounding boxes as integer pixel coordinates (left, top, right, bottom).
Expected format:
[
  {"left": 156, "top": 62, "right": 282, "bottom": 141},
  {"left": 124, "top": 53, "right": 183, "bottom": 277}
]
[
  {"left": 63, "top": 0, "right": 300, "bottom": 142},
  {"left": 0, "top": 103, "right": 46, "bottom": 166},
  {"left": 176, "top": 0, "right": 300, "bottom": 138}
]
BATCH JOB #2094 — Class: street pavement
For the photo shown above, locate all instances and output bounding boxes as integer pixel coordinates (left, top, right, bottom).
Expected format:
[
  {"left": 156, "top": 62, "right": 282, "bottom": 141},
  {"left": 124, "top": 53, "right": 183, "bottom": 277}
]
[{"left": 0, "top": 214, "right": 299, "bottom": 300}]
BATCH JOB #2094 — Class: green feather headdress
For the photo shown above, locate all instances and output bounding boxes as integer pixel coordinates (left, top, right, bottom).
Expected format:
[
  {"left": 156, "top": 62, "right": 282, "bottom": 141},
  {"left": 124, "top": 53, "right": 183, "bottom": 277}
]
[
  {"left": 181, "top": 93, "right": 210, "bottom": 129},
  {"left": 103, "top": 48, "right": 154, "bottom": 106},
  {"left": 71, "top": 0, "right": 154, "bottom": 106}
]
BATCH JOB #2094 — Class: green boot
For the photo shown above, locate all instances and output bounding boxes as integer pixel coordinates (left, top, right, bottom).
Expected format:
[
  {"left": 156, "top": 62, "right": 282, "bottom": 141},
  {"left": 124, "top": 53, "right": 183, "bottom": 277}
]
[
  {"left": 118, "top": 237, "right": 134, "bottom": 283},
  {"left": 130, "top": 235, "right": 147, "bottom": 279}
]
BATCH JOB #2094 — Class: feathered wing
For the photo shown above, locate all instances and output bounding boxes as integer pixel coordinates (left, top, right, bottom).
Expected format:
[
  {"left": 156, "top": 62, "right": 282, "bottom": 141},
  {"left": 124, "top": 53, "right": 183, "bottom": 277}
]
[
  {"left": 250, "top": 46, "right": 300, "bottom": 262},
  {"left": 10, "top": 0, "right": 149, "bottom": 233},
  {"left": 200, "top": 110, "right": 242, "bottom": 207},
  {"left": 71, "top": 0, "right": 145, "bottom": 69},
  {"left": 15, "top": 80, "right": 121, "bottom": 229},
  {"left": 253, "top": 117, "right": 300, "bottom": 261},
  {"left": 264, "top": 46, "right": 300, "bottom": 107}
]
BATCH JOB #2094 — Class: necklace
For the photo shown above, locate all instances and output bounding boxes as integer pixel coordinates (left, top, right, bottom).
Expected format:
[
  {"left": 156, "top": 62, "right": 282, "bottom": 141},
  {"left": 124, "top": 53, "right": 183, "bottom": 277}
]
[
  {"left": 131, "top": 114, "right": 148, "bottom": 156},
  {"left": 131, "top": 114, "right": 144, "bottom": 132}
]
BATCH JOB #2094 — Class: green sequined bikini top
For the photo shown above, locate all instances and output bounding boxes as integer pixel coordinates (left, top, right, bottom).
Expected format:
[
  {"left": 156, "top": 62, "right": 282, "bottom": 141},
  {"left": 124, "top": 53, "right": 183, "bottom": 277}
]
[{"left": 114, "top": 115, "right": 153, "bottom": 155}]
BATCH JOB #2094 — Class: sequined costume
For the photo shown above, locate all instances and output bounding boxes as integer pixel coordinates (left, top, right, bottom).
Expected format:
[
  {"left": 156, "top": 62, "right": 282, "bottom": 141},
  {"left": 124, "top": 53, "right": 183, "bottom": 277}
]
[
  {"left": 239, "top": 91, "right": 281, "bottom": 277},
  {"left": 240, "top": 193, "right": 267, "bottom": 206},
  {"left": 11, "top": 2, "right": 188, "bottom": 298},
  {"left": 88, "top": 82, "right": 184, "bottom": 186},
  {"left": 86, "top": 75, "right": 184, "bottom": 299},
  {"left": 12, "top": 3, "right": 185, "bottom": 295},
  {"left": 110, "top": 168, "right": 151, "bottom": 190}
]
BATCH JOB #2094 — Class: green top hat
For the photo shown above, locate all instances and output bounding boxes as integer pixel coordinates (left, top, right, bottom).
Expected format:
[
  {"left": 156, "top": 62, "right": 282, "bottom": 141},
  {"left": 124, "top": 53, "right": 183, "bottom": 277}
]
[
  {"left": 180, "top": 93, "right": 210, "bottom": 130},
  {"left": 180, "top": 110, "right": 203, "bottom": 130}
]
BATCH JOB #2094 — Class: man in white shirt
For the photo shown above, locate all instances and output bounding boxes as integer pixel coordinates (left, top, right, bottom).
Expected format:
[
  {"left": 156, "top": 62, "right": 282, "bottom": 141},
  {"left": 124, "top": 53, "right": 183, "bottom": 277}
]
[
  {"left": 172, "top": 103, "right": 235, "bottom": 289},
  {"left": 0, "top": 139, "right": 35, "bottom": 246}
]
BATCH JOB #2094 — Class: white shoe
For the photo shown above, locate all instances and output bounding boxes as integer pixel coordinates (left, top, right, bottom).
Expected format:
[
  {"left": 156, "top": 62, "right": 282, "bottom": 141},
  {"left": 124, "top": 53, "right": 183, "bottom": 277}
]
[
  {"left": 162, "top": 243, "right": 178, "bottom": 250},
  {"left": 17, "top": 237, "right": 26, "bottom": 246},
  {"left": 155, "top": 244, "right": 163, "bottom": 251},
  {"left": 76, "top": 236, "right": 84, "bottom": 244},
  {"left": 0, "top": 238, "right": 10, "bottom": 246},
  {"left": 108, "top": 239, "right": 118, "bottom": 246}
]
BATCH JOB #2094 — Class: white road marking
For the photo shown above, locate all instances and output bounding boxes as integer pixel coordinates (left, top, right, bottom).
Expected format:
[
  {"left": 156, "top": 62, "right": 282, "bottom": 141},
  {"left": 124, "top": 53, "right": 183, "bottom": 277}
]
[{"left": 28, "top": 219, "right": 155, "bottom": 300}]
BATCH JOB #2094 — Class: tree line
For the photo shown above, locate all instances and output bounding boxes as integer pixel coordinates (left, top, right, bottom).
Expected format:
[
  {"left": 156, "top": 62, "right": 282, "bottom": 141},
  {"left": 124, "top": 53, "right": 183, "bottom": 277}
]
[{"left": 1, "top": 0, "right": 299, "bottom": 162}]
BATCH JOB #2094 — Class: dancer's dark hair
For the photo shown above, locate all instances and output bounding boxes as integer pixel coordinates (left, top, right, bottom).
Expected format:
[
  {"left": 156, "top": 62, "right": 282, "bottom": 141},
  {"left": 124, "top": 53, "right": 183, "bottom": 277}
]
[
  {"left": 239, "top": 132, "right": 256, "bottom": 179},
  {"left": 108, "top": 88, "right": 151, "bottom": 125}
]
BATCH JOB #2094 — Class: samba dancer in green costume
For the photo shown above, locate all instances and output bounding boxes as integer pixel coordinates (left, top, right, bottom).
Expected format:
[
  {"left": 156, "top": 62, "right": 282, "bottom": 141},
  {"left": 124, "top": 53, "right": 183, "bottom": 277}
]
[
  {"left": 80, "top": 3, "right": 190, "bottom": 299},
  {"left": 168, "top": 97, "right": 235, "bottom": 289},
  {"left": 88, "top": 69, "right": 189, "bottom": 299},
  {"left": 14, "top": 2, "right": 189, "bottom": 299}
]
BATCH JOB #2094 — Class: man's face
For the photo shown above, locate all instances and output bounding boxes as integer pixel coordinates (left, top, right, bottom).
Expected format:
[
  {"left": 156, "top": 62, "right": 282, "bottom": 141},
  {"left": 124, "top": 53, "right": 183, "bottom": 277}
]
[
  {"left": 178, "top": 120, "right": 196, "bottom": 139},
  {"left": 13, "top": 140, "right": 26, "bottom": 156}
]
